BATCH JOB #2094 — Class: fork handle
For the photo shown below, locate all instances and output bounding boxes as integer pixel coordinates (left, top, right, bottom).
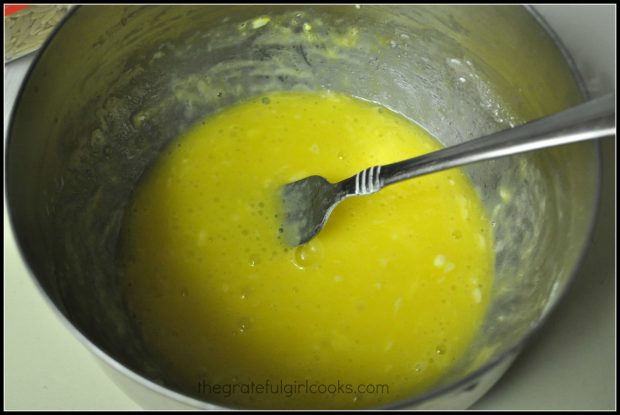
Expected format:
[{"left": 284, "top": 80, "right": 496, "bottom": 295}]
[{"left": 342, "top": 93, "right": 615, "bottom": 196}]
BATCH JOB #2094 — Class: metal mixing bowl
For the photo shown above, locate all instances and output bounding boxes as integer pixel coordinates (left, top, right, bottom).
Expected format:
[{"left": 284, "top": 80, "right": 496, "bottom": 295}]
[{"left": 5, "top": 5, "right": 599, "bottom": 409}]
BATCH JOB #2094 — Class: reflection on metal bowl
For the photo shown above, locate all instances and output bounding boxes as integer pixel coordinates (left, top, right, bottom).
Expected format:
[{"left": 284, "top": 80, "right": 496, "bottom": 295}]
[{"left": 6, "top": 5, "right": 599, "bottom": 409}]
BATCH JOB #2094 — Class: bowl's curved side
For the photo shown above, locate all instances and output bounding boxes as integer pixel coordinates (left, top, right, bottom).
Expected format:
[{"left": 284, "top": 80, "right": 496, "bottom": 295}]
[{"left": 6, "top": 5, "right": 601, "bottom": 409}]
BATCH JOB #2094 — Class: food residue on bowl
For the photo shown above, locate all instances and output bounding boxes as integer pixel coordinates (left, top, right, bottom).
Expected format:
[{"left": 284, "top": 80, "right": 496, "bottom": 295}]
[{"left": 118, "top": 91, "right": 494, "bottom": 409}]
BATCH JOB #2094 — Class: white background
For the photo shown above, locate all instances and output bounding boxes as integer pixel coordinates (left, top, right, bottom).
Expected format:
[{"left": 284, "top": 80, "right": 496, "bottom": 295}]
[{"left": 4, "top": 5, "right": 615, "bottom": 410}]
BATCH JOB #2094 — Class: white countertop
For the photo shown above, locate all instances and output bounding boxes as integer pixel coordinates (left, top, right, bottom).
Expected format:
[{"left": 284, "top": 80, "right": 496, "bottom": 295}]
[{"left": 4, "top": 7, "right": 616, "bottom": 409}]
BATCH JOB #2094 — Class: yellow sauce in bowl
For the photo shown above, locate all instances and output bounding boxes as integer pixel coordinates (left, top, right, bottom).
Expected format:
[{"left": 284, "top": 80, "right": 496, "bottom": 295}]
[{"left": 119, "top": 91, "right": 494, "bottom": 409}]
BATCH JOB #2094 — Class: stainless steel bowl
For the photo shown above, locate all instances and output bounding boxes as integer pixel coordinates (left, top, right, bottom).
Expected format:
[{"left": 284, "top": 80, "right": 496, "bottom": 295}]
[{"left": 6, "top": 5, "right": 599, "bottom": 409}]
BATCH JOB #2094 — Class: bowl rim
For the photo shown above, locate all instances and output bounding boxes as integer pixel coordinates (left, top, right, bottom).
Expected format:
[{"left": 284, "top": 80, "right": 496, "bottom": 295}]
[
  {"left": 4, "top": 4, "right": 603, "bottom": 410},
  {"left": 388, "top": 5, "right": 603, "bottom": 409}
]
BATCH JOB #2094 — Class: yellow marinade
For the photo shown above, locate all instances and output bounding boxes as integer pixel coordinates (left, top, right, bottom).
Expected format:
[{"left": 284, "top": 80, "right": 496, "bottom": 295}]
[{"left": 118, "top": 91, "right": 494, "bottom": 409}]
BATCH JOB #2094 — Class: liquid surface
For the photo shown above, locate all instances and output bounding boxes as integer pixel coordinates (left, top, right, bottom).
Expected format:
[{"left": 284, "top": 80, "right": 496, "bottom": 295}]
[{"left": 119, "top": 91, "right": 494, "bottom": 409}]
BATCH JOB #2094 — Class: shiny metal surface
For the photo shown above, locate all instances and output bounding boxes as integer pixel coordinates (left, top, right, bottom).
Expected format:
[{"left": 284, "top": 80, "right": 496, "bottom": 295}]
[
  {"left": 5, "top": 5, "right": 601, "bottom": 409},
  {"left": 282, "top": 94, "right": 614, "bottom": 246}
]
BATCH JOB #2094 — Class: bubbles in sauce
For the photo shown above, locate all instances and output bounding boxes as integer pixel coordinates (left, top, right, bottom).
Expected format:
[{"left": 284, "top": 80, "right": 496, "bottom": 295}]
[
  {"left": 293, "top": 240, "right": 323, "bottom": 269},
  {"left": 118, "top": 91, "right": 494, "bottom": 409}
]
